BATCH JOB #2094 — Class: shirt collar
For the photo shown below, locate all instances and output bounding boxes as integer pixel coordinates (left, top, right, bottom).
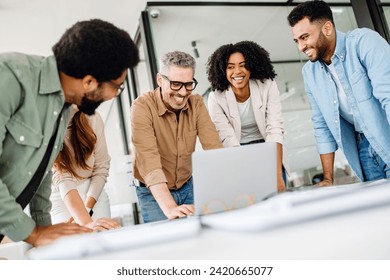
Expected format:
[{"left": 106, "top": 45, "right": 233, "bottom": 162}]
[
  {"left": 39, "top": 55, "right": 63, "bottom": 95},
  {"left": 332, "top": 30, "right": 347, "bottom": 62}
]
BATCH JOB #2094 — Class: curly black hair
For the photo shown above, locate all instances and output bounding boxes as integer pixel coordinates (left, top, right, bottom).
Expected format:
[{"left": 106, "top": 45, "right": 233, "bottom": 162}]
[
  {"left": 206, "top": 40, "right": 276, "bottom": 92},
  {"left": 52, "top": 19, "right": 139, "bottom": 82},
  {"left": 287, "top": 0, "right": 334, "bottom": 27}
]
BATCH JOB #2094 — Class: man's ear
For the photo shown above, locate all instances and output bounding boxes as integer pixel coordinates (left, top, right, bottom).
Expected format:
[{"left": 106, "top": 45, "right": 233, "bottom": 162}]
[
  {"left": 322, "top": 20, "right": 334, "bottom": 36},
  {"left": 82, "top": 75, "right": 98, "bottom": 91},
  {"left": 156, "top": 73, "right": 163, "bottom": 87}
]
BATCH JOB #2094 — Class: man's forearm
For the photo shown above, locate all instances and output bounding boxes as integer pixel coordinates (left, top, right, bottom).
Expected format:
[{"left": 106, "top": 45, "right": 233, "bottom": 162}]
[
  {"left": 148, "top": 182, "right": 177, "bottom": 215},
  {"left": 320, "top": 152, "right": 335, "bottom": 182}
]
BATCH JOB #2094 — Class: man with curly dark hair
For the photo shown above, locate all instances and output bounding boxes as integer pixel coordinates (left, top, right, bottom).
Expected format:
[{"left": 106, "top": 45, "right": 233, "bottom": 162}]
[
  {"left": 288, "top": 1, "right": 390, "bottom": 186},
  {"left": 206, "top": 41, "right": 288, "bottom": 192},
  {"left": 53, "top": 19, "right": 140, "bottom": 115},
  {"left": 131, "top": 51, "right": 222, "bottom": 223},
  {"left": 0, "top": 19, "right": 139, "bottom": 247}
]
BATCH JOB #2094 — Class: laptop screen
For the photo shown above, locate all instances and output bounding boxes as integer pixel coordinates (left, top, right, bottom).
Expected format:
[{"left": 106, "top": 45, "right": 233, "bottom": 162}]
[{"left": 192, "top": 142, "right": 277, "bottom": 215}]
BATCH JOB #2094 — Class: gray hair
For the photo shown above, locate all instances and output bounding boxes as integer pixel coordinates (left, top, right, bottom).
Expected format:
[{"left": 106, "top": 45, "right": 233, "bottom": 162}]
[{"left": 159, "top": 51, "right": 196, "bottom": 75}]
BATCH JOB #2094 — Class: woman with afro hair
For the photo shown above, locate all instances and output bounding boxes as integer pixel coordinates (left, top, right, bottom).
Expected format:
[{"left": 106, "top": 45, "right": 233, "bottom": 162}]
[{"left": 206, "top": 40, "right": 288, "bottom": 191}]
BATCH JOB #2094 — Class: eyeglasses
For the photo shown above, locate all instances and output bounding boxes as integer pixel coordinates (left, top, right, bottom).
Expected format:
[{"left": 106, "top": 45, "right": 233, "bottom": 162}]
[
  {"left": 161, "top": 74, "right": 198, "bottom": 91},
  {"left": 106, "top": 81, "right": 126, "bottom": 96}
]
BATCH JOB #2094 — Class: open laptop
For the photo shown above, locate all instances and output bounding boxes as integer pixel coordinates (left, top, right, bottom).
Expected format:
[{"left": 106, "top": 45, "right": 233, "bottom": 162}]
[{"left": 192, "top": 142, "right": 277, "bottom": 216}]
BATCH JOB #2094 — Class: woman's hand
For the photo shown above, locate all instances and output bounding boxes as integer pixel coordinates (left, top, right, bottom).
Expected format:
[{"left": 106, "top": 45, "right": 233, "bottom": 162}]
[{"left": 86, "top": 217, "right": 121, "bottom": 232}]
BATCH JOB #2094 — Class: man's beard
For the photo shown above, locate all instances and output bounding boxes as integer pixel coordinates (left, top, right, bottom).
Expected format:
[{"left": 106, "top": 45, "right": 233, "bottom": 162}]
[
  {"left": 313, "top": 31, "right": 328, "bottom": 62},
  {"left": 77, "top": 96, "right": 103, "bottom": 115}
]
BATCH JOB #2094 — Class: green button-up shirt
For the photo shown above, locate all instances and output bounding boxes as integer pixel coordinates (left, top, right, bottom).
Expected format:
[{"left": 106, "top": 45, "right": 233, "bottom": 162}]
[{"left": 0, "top": 53, "right": 72, "bottom": 241}]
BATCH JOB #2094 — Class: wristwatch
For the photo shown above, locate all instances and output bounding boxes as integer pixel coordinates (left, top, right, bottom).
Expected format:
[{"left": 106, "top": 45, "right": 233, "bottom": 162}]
[{"left": 86, "top": 207, "right": 94, "bottom": 217}]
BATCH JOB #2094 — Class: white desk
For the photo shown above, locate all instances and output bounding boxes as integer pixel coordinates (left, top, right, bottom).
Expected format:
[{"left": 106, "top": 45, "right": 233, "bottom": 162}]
[
  {"left": 0, "top": 241, "right": 31, "bottom": 260},
  {"left": 81, "top": 181, "right": 390, "bottom": 260},
  {"left": 83, "top": 203, "right": 390, "bottom": 260},
  {"left": 7, "top": 180, "right": 390, "bottom": 260}
]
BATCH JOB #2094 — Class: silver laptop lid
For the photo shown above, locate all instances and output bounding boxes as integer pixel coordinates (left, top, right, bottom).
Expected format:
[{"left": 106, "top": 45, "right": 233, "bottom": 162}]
[{"left": 193, "top": 142, "right": 277, "bottom": 215}]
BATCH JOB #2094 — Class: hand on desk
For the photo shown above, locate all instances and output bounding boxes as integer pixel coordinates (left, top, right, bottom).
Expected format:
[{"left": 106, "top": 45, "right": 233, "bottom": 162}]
[
  {"left": 24, "top": 223, "right": 92, "bottom": 247},
  {"left": 277, "top": 176, "right": 286, "bottom": 192},
  {"left": 85, "top": 217, "right": 121, "bottom": 232},
  {"left": 316, "top": 178, "right": 333, "bottom": 187},
  {"left": 165, "top": 204, "right": 195, "bottom": 220}
]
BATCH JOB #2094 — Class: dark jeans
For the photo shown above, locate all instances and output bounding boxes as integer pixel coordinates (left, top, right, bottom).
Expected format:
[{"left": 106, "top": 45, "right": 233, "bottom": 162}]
[{"left": 357, "top": 132, "right": 390, "bottom": 181}]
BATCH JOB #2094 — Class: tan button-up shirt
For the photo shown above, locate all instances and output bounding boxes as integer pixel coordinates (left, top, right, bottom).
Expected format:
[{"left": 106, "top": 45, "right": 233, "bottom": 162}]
[{"left": 131, "top": 88, "right": 222, "bottom": 189}]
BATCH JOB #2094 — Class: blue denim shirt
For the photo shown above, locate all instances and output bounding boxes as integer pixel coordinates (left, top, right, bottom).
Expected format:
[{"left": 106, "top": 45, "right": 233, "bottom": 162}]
[{"left": 303, "top": 28, "right": 390, "bottom": 181}]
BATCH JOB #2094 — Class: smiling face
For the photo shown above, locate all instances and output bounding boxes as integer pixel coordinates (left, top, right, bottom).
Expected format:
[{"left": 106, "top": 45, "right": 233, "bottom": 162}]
[
  {"left": 225, "top": 52, "right": 251, "bottom": 92},
  {"left": 157, "top": 65, "right": 194, "bottom": 112},
  {"left": 291, "top": 17, "right": 335, "bottom": 64}
]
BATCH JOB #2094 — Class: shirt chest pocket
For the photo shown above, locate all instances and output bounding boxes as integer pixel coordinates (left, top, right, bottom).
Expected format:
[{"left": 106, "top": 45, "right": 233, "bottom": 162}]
[
  {"left": 350, "top": 69, "right": 372, "bottom": 102},
  {"left": 6, "top": 116, "right": 43, "bottom": 148},
  {"left": 184, "top": 130, "right": 197, "bottom": 154}
]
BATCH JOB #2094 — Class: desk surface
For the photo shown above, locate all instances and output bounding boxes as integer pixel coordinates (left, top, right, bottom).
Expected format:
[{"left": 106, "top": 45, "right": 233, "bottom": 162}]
[
  {"left": 19, "top": 180, "right": 390, "bottom": 260},
  {"left": 85, "top": 204, "right": 390, "bottom": 260}
]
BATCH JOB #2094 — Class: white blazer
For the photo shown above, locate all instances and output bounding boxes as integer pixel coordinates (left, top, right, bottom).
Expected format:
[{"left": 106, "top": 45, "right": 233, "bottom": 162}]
[{"left": 208, "top": 79, "right": 289, "bottom": 171}]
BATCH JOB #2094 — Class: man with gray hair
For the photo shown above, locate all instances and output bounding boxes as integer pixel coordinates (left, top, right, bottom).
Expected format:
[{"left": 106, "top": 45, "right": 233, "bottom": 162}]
[{"left": 131, "top": 51, "right": 222, "bottom": 222}]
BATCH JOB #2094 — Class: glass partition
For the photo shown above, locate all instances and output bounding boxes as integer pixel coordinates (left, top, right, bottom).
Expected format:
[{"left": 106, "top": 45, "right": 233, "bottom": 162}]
[
  {"left": 385, "top": 7, "right": 390, "bottom": 25},
  {"left": 381, "top": 0, "right": 390, "bottom": 30},
  {"left": 132, "top": 41, "right": 154, "bottom": 102}
]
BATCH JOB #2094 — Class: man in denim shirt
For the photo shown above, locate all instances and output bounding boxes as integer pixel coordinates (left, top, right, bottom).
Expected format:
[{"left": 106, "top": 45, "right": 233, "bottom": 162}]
[
  {"left": 287, "top": 1, "right": 390, "bottom": 185},
  {"left": 0, "top": 19, "right": 139, "bottom": 246}
]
